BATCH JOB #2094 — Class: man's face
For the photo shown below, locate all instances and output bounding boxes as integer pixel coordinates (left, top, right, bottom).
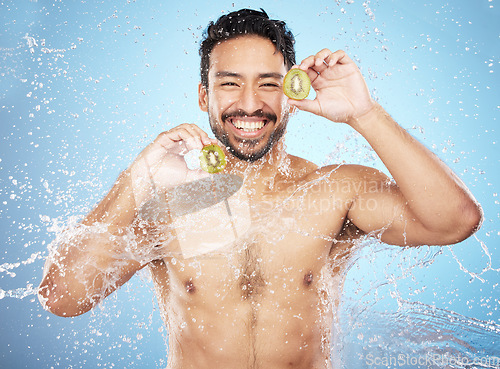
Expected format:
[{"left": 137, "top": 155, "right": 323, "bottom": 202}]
[{"left": 198, "top": 35, "right": 292, "bottom": 162}]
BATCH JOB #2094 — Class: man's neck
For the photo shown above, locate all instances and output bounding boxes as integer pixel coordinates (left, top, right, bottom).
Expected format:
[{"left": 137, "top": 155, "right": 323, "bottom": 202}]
[{"left": 222, "top": 138, "right": 289, "bottom": 181}]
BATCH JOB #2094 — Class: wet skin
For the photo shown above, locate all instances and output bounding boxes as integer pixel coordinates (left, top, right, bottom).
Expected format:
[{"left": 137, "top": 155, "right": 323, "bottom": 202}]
[
  {"left": 138, "top": 35, "right": 480, "bottom": 368},
  {"left": 38, "top": 34, "right": 482, "bottom": 369},
  {"left": 146, "top": 37, "right": 353, "bottom": 368},
  {"left": 149, "top": 156, "right": 358, "bottom": 369}
]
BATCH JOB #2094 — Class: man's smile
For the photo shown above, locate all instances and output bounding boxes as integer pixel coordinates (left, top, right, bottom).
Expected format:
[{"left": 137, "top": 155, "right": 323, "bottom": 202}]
[
  {"left": 220, "top": 108, "right": 277, "bottom": 139},
  {"left": 225, "top": 116, "right": 272, "bottom": 139},
  {"left": 229, "top": 117, "right": 268, "bottom": 132}
]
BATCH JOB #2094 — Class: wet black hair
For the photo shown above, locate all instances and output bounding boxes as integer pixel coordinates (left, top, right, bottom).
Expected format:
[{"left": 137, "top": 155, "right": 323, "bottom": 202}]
[{"left": 199, "top": 8, "right": 296, "bottom": 89}]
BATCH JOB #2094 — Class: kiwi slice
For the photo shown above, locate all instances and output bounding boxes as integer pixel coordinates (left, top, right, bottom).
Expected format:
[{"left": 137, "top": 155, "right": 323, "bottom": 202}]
[
  {"left": 200, "top": 144, "right": 227, "bottom": 173},
  {"left": 283, "top": 69, "right": 311, "bottom": 100}
]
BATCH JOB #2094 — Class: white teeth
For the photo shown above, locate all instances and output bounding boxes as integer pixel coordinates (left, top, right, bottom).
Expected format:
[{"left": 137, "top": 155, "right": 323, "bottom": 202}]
[{"left": 231, "top": 119, "right": 266, "bottom": 132}]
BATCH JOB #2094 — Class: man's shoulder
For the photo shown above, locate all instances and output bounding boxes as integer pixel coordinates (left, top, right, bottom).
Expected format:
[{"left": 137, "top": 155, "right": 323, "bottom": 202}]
[
  {"left": 286, "top": 156, "right": 392, "bottom": 191},
  {"left": 286, "top": 154, "right": 319, "bottom": 176},
  {"left": 303, "top": 161, "right": 389, "bottom": 182}
]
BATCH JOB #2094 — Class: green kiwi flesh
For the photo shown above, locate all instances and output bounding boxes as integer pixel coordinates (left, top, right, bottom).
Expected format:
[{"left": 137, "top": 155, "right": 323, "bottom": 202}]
[
  {"left": 200, "top": 144, "right": 227, "bottom": 173},
  {"left": 283, "top": 69, "right": 311, "bottom": 100}
]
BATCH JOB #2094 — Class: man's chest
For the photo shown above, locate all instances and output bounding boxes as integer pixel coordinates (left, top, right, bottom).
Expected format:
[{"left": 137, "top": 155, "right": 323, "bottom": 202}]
[
  {"left": 162, "top": 213, "right": 340, "bottom": 301},
  {"left": 153, "top": 177, "right": 351, "bottom": 298}
]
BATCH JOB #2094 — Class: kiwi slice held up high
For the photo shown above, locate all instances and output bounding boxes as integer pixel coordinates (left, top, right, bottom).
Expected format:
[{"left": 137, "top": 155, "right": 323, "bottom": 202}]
[
  {"left": 283, "top": 69, "right": 311, "bottom": 100},
  {"left": 200, "top": 144, "right": 227, "bottom": 173}
]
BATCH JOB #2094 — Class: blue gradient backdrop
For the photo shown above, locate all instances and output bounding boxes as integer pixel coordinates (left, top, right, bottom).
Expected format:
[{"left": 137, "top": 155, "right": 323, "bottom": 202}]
[{"left": 1, "top": 1, "right": 498, "bottom": 368}]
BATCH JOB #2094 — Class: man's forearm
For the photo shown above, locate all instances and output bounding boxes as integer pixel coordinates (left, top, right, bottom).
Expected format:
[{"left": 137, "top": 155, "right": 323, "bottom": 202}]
[
  {"left": 38, "top": 170, "right": 143, "bottom": 317},
  {"left": 348, "top": 103, "right": 482, "bottom": 234}
]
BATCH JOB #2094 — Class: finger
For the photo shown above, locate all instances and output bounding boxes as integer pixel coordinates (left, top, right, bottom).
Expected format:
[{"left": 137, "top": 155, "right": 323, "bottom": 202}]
[
  {"left": 156, "top": 124, "right": 209, "bottom": 152},
  {"left": 180, "top": 123, "right": 212, "bottom": 147},
  {"left": 325, "top": 50, "right": 352, "bottom": 67},
  {"left": 208, "top": 137, "right": 219, "bottom": 144},
  {"left": 314, "top": 48, "right": 333, "bottom": 68},
  {"left": 155, "top": 128, "right": 192, "bottom": 148},
  {"left": 299, "top": 51, "right": 331, "bottom": 77},
  {"left": 287, "top": 97, "right": 321, "bottom": 117},
  {"left": 173, "top": 124, "right": 208, "bottom": 149},
  {"left": 179, "top": 124, "right": 206, "bottom": 151},
  {"left": 183, "top": 135, "right": 204, "bottom": 153},
  {"left": 298, "top": 55, "right": 316, "bottom": 71},
  {"left": 304, "top": 68, "right": 320, "bottom": 85}
]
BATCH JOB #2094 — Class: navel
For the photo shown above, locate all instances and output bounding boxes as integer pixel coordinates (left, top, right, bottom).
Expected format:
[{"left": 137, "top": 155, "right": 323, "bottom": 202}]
[
  {"left": 185, "top": 280, "right": 196, "bottom": 294},
  {"left": 303, "top": 272, "right": 313, "bottom": 287}
]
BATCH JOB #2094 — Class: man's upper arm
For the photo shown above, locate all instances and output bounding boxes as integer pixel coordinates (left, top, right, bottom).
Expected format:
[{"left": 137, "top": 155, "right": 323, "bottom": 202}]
[{"left": 333, "top": 165, "right": 444, "bottom": 246}]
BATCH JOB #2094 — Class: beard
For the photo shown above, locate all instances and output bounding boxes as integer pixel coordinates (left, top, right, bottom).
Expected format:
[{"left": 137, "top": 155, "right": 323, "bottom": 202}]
[{"left": 209, "top": 108, "right": 290, "bottom": 162}]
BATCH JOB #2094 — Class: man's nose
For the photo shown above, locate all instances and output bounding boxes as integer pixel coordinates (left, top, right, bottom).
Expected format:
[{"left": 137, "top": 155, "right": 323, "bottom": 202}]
[{"left": 237, "top": 84, "right": 264, "bottom": 113}]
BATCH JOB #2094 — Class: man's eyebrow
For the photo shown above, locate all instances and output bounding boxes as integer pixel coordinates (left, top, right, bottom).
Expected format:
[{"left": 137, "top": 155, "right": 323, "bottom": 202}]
[
  {"left": 215, "top": 71, "right": 242, "bottom": 78},
  {"left": 258, "top": 72, "right": 284, "bottom": 80},
  {"left": 214, "top": 71, "right": 284, "bottom": 79}
]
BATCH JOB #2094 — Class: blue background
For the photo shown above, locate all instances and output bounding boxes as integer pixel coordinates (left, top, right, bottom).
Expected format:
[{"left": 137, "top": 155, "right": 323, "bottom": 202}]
[{"left": 1, "top": 0, "right": 499, "bottom": 368}]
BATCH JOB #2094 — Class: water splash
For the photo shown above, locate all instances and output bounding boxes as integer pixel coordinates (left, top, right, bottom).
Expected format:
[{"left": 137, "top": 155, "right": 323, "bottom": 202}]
[
  {"left": 336, "top": 299, "right": 500, "bottom": 368},
  {"left": 0, "top": 283, "right": 38, "bottom": 300}
]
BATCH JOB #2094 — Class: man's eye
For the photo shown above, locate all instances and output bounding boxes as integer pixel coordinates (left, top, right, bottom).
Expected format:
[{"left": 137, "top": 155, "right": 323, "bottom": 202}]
[
  {"left": 221, "top": 82, "right": 238, "bottom": 86},
  {"left": 262, "top": 83, "right": 280, "bottom": 88}
]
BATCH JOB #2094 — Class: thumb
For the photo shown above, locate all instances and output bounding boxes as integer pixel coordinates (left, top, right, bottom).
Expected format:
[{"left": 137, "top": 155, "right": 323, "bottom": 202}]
[{"left": 288, "top": 98, "right": 321, "bottom": 117}]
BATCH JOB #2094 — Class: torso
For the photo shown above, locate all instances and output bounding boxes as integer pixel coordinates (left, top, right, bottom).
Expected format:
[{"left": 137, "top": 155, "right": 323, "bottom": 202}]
[{"left": 147, "top": 155, "right": 361, "bottom": 369}]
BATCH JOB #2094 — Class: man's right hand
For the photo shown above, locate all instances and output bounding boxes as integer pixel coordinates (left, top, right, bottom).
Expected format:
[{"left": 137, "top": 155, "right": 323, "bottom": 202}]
[{"left": 129, "top": 123, "right": 215, "bottom": 208}]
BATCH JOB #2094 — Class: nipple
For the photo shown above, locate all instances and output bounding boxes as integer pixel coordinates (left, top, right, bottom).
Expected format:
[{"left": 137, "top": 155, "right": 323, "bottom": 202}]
[
  {"left": 185, "top": 280, "right": 196, "bottom": 293},
  {"left": 303, "top": 272, "right": 313, "bottom": 286}
]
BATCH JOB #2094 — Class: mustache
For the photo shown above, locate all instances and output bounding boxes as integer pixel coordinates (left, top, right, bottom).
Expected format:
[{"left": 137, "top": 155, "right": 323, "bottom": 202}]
[{"left": 221, "top": 109, "right": 277, "bottom": 123}]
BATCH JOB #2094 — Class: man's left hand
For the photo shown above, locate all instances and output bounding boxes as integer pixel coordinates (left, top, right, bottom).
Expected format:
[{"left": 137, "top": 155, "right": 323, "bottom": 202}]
[{"left": 288, "top": 49, "right": 375, "bottom": 124}]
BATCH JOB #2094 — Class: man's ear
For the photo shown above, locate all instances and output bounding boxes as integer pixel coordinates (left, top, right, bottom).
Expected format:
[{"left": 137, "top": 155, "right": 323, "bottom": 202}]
[{"left": 198, "top": 83, "right": 208, "bottom": 112}]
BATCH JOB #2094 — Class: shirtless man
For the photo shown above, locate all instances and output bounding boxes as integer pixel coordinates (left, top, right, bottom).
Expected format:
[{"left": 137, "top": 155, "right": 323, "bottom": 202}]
[{"left": 38, "top": 9, "right": 482, "bottom": 369}]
